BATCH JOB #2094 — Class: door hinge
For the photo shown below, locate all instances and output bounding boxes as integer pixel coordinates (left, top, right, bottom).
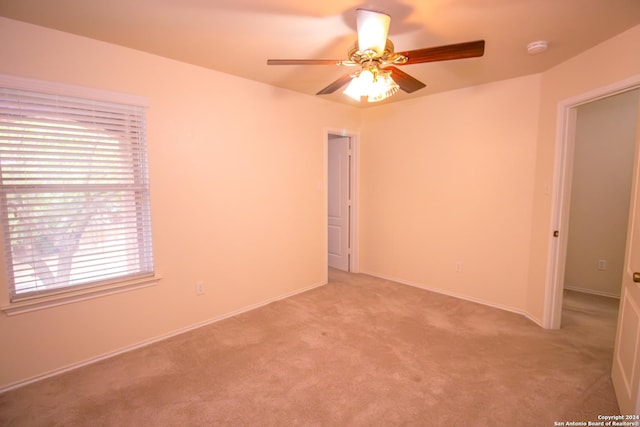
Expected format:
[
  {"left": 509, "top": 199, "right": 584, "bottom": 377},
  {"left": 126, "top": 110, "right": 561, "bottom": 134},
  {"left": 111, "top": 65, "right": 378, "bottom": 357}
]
[{"left": 553, "top": 230, "right": 559, "bottom": 237}]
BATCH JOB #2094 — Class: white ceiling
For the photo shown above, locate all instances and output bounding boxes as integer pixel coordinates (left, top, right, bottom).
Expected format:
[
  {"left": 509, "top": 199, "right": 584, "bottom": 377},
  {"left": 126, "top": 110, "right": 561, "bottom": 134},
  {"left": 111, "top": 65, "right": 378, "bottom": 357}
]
[{"left": 1, "top": 0, "right": 639, "bottom": 107}]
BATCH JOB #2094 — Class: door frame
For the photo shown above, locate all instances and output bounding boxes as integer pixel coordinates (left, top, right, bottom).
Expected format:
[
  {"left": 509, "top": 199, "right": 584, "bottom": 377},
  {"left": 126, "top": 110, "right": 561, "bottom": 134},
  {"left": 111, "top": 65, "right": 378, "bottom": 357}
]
[
  {"left": 325, "top": 128, "right": 359, "bottom": 274},
  {"left": 544, "top": 74, "right": 640, "bottom": 329}
]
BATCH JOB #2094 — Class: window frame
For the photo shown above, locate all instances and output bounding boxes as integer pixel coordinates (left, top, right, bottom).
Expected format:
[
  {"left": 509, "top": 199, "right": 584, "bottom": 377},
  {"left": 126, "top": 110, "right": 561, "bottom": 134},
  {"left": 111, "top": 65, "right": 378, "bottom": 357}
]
[{"left": 0, "top": 74, "right": 159, "bottom": 315}]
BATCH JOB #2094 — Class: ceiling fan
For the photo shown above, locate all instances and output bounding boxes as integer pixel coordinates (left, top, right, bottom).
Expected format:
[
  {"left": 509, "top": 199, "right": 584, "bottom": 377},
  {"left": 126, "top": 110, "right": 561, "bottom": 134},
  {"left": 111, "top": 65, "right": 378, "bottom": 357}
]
[{"left": 267, "top": 9, "right": 485, "bottom": 102}]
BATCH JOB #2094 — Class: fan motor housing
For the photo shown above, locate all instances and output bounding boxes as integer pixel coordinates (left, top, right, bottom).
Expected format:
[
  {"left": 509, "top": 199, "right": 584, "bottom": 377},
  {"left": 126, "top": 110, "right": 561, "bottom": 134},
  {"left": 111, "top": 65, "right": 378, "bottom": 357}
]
[{"left": 348, "top": 39, "right": 407, "bottom": 65}]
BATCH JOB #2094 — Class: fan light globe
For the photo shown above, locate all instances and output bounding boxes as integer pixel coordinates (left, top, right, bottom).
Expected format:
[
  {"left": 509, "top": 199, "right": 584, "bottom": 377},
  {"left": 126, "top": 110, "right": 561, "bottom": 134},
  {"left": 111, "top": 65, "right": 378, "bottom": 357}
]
[
  {"left": 369, "top": 73, "right": 399, "bottom": 102},
  {"left": 342, "top": 82, "right": 362, "bottom": 101},
  {"left": 356, "top": 9, "right": 391, "bottom": 56},
  {"left": 343, "top": 69, "right": 373, "bottom": 101}
]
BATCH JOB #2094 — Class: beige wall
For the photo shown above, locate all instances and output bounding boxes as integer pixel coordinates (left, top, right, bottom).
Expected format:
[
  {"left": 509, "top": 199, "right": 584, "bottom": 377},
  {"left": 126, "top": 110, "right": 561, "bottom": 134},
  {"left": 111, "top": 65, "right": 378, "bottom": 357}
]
[
  {"left": 359, "top": 75, "right": 541, "bottom": 314},
  {"left": 564, "top": 90, "right": 640, "bottom": 297},
  {"left": 0, "top": 17, "right": 362, "bottom": 388},
  {"left": 527, "top": 24, "right": 640, "bottom": 322}
]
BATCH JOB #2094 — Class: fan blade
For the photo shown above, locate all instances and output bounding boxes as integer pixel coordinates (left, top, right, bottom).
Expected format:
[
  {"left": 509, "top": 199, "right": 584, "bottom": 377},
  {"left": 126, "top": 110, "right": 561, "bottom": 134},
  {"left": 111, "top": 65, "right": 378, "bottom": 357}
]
[
  {"left": 317, "top": 73, "right": 354, "bottom": 95},
  {"left": 397, "top": 40, "right": 485, "bottom": 65},
  {"left": 267, "top": 59, "right": 345, "bottom": 66},
  {"left": 386, "top": 66, "right": 426, "bottom": 93}
]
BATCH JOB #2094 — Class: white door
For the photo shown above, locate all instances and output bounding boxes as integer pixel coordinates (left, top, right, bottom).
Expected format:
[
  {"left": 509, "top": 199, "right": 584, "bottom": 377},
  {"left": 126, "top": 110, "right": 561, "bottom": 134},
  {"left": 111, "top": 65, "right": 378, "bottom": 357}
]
[
  {"left": 328, "top": 136, "right": 350, "bottom": 271},
  {"left": 612, "top": 97, "right": 640, "bottom": 415}
]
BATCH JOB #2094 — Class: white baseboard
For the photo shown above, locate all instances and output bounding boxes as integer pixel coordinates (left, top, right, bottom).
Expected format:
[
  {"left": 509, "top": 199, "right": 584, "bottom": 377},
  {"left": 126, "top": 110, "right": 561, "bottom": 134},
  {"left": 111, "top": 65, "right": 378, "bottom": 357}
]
[
  {"left": 564, "top": 286, "right": 620, "bottom": 299},
  {"left": 0, "top": 280, "right": 327, "bottom": 394},
  {"left": 361, "top": 271, "right": 544, "bottom": 327}
]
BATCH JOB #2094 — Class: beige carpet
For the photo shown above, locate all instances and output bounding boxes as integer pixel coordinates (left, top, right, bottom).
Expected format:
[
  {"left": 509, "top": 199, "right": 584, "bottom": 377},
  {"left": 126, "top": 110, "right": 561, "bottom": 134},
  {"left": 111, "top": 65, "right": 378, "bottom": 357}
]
[{"left": 0, "top": 269, "right": 620, "bottom": 426}]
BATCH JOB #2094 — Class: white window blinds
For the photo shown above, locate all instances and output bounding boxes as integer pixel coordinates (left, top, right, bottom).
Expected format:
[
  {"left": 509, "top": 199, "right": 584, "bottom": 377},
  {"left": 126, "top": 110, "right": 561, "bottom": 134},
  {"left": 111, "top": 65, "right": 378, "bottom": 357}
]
[{"left": 0, "top": 83, "right": 154, "bottom": 301}]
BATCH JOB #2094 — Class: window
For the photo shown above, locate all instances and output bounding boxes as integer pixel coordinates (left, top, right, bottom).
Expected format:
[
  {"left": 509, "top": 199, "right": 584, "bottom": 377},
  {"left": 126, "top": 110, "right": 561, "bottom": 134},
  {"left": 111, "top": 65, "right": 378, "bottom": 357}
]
[{"left": 0, "top": 77, "right": 154, "bottom": 303}]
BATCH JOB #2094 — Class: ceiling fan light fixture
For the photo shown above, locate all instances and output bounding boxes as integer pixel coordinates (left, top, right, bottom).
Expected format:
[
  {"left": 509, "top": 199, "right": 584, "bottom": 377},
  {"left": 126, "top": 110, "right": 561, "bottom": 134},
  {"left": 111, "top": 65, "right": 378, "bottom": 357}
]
[
  {"left": 356, "top": 9, "right": 391, "bottom": 57},
  {"left": 267, "top": 9, "right": 485, "bottom": 101},
  {"left": 342, "top": 67, "right": 398, "bottom": 102}
]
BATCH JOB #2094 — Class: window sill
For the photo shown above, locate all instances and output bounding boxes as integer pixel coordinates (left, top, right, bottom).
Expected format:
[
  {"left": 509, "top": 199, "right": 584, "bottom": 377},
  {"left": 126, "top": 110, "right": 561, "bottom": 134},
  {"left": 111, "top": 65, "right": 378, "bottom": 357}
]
[{"left": 1, "top": 274, "right": 162, "bottom": 316}]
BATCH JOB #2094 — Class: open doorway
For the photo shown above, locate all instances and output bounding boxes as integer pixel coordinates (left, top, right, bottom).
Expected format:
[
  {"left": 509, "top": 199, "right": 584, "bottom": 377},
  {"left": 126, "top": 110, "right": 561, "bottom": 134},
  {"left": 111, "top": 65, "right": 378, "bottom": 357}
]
[
  {"left": 327, "top": 131, "right": 359, "bottom": 273},
  {"left": 546, "top": 82, "right": 640, "bottom": 330},
  {"left": 564, "top": 90, "right": 640, "bottom": 295}
]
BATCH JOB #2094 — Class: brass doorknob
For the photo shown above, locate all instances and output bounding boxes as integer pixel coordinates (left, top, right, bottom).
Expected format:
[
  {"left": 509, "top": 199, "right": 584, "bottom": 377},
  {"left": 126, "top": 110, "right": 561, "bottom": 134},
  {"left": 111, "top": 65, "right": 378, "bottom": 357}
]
[{"left": 634, "top": 272, "right": 640, "bottom": 283}]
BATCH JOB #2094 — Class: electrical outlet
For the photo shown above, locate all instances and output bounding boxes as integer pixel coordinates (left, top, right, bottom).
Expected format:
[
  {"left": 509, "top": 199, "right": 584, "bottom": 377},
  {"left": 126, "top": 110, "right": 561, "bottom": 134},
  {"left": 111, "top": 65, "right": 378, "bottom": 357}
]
[
  {"left": 196, "top": 281, "right": 205, "bottom": 295},
  {"left": 455, "top": 261, "right": 463, "bottom": 273},
  {"left": 597, "top": 259, "right": 607, "bottom": 271}
]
